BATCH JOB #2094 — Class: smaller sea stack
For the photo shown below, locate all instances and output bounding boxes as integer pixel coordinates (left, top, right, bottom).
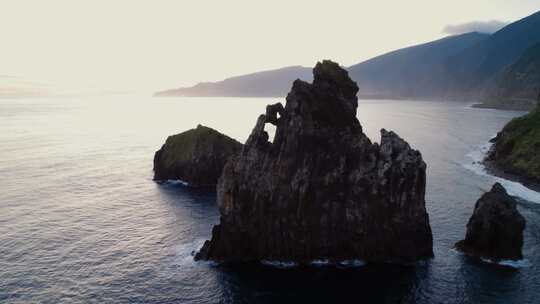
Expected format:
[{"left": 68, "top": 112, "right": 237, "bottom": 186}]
[
  {"left": 455, "top": 183, "right": 525, "bottom": 261},
  {"left": 153, "top": 125, "right": 242, "bottom": 187}
]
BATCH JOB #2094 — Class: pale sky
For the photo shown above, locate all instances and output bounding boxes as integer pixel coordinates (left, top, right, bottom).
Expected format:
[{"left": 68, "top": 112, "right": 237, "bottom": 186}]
[{"left": 1, "top": 0, "right": 540, "bottom": 95}]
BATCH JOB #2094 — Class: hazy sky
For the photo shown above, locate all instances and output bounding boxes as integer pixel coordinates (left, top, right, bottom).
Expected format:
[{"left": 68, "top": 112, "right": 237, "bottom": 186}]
[{"left": 1, "top": 0, "right": 540, "bottom": 94}]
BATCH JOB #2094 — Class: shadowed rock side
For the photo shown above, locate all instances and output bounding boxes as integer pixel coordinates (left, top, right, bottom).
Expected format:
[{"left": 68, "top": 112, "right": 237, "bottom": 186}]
[
  {"left": 455, "top": 183, "right": 525, "bottom": 261},
  {"left": 153, "top": 125, "right": 242, "bottom": 187},
  {"left": 196, "top": 60, "right": 433, "bottom": 264}
]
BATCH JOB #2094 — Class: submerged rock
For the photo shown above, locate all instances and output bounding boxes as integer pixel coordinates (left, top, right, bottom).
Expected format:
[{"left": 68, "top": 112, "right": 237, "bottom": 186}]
[
  {"left": 455, "top": 183, "right": 525, "bottom": 261},
  {"left": 153, "top": 125, "right": 242, "bottom": 187},
  {"left": 195, "top": 60, "right": 433, "bottom": 263}
]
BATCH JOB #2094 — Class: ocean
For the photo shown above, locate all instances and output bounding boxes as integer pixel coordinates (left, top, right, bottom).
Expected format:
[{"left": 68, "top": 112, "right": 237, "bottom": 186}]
[{"left": 1, "top": 96, "right": 539, "bottom": 303}]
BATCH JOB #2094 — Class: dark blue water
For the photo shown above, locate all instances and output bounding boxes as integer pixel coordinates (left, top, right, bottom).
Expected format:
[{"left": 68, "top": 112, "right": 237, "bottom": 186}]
[{"left": 1, "top": 96, "right": 538, "bottom": 303}]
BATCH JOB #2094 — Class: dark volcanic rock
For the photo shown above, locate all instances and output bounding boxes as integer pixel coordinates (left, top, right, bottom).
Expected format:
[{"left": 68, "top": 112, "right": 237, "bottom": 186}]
[
  {"left": 153, "top": 125, "right": 242, "bottom": 187},
  {"left": 455, "top": 183, "right": 525, "bottom": 261},
  {"left": 195, "top": 60, "right": 433, "bottom": 263}
]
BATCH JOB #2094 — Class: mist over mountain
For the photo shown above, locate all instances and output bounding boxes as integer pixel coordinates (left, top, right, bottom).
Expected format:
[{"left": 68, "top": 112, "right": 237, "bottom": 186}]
[
  {"left": 156, "top": 11, "right": 540, "bottom": 110},
  {"left": 442, "top": 20, "right": 508, "bottom": 35},
  {"left": 447, "top": 11, "right": 540, "bottom": 98},
  {"left": 344, "top": 9, "right": 540, "bottom": 102}
]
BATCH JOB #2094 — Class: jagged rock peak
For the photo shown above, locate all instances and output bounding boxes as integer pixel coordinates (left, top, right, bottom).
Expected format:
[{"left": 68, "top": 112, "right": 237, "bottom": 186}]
[
  {"left": 313, "top": 60, "right": 359, "bottom": 101},
  {"left": 196, "top": 60, "right": 433, "bottom": 264},
  {"left": 286, "top": 60, "right": 360, "bottom": 129}
]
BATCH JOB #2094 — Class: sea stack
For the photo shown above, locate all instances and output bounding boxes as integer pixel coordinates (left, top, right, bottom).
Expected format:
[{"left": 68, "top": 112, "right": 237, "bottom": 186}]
[
  {"left": 153, "top": 125, "right": 242, "bottom": 187},
  {"left": 195, "top": 60, "right": 433, "bottom": 263},
  {"left": 455, "top": 183, "right": 525, "bottom": 261}
]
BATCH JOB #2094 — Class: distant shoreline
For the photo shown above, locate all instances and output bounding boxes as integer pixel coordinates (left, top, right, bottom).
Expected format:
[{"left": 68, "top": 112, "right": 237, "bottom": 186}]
[
  {"left": 472, "top": 100, "right": 536, "bottom": 111},
  {"left": 154, "top": 93, "right": 538, "bottom": 112}
]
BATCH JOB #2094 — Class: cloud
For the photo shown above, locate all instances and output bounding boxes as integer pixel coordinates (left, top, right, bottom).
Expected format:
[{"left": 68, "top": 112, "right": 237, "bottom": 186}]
[{"left": 443, "top": 20, "right": 509, "bottom": 35}]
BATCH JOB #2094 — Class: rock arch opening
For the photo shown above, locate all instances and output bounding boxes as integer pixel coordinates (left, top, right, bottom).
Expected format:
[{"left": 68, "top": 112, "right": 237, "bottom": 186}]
[{"left": 264, "top": 122, "right": 276, "bottom": 143}]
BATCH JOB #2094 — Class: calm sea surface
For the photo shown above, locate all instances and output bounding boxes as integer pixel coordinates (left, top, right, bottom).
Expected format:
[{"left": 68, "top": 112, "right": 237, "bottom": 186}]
[{"left": 1, "top": 96, "right": 539, "bottom": 303}]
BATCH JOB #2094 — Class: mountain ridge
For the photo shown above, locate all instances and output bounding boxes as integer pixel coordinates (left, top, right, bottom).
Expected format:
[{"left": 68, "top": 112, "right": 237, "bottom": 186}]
[
  {"left": 475, "top": 42, "right": 540, "bottom": 110},
  {"left": 447, "top": 11, "right": 540, "bottom": 100},
  {"left": 348, "top": 32, "right": 489, "bottom": 99},
  {"left": 155, "top": 65, "right": 311, "bottom": 97},
  {"left": 156, "top": 11, "right": 540, "bottom": 110}
]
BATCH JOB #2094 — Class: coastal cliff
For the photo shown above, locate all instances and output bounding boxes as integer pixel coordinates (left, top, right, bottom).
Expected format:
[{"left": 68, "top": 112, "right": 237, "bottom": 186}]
[
  {"left": 195, "top": 60, "right": 433, "bottom": 264},
  {"left": 153, "top": 125, "right": 242, "bottom": 187},
  {"left": 486, "top": 96, "right": 540, "bottom": 187},
  {"left": 455, "top": 183, "right": 525, "bottom": 261}
]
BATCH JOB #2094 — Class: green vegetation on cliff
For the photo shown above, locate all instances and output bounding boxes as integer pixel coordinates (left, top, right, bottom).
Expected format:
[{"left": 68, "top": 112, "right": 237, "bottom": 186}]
[
  {"left": 153, "top": 125, "right": 242, "bottom": 186},
  {"left": 488, "top": 101, "right": 540, "bottom": 183},
  {"left": 159, "top": 125, "right": 240, "bottom": 168}
]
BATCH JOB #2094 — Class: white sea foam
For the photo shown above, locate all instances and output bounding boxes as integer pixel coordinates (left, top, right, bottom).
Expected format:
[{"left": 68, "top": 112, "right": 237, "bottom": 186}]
[
  {"left": 453, "top": 246, "right": 531, "bottom": 269},
  {"left": 310, "top": 259, "right": 330, "bottom": 266},
  {"left": 480, "top": 257, "right": 532, "bottom": 269},
  {"left": 260, "top": 260, "right": 298, "bottom": 268},
  {"left": 463, "top": 140, "right": 540, "bottom": 203},
  {"left": 173, "top": 238, "right": 212, "bottom": 267},
  {"left": 162, "top": 179, "right": 190, "bottom": 187},
  {"left": 261, "top": 259, "right": 366, "bottom": 268},
  {"left": 310, "top": 259, "right": 366, "bottom": 268},
  {"left": 337, "top": 260, "right": 366, "bottom": 267}
]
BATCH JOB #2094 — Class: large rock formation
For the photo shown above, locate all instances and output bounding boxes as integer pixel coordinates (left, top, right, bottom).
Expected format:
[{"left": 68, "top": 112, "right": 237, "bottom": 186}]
[
  {"left": 455, "top": 183, "right": 525, "bottom": 261},
  {"left": 153, "top": 125, "right": 242, "bottom": 187},
  {"left": 195, "top": 60, "right": 433, "bottom": 263}
]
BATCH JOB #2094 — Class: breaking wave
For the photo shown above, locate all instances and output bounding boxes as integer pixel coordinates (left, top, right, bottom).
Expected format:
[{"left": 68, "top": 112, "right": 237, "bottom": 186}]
[
  {"left": 260, "top": 259, "right": 366, "bottom": 269},
  {"left": 480, "top": 257, "right": 532, "bottom": 269},
  {"left": 463, "top": 139, "right": 540, "bottom": 203}
]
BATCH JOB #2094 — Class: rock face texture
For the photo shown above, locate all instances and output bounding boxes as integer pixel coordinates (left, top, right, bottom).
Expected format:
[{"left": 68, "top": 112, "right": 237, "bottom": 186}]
[
  {"left": 153, "top": 125, "right": 242, "bottom": 187},
  {"left": 195, "top": 60, "right": 433, "bottom": 263},
  {"left": 455, "top": 183, "right": 525, "bottom": 261}
]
